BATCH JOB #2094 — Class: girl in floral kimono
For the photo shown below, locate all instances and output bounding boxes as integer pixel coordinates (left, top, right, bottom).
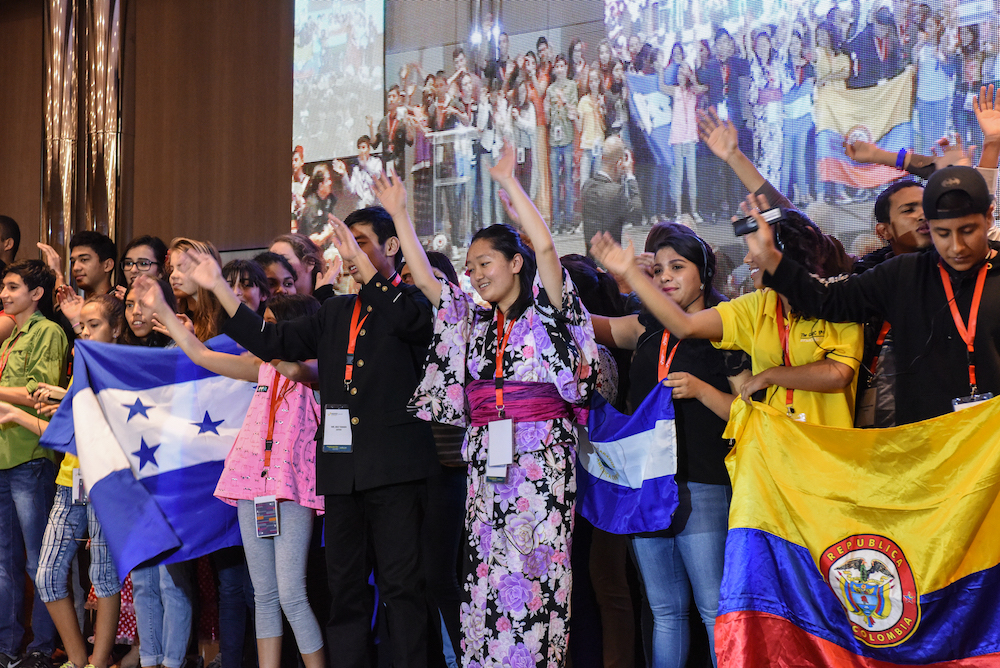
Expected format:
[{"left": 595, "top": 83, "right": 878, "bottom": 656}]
[{"left": 374, "top": 142, "right": 598, "bottom": 668}]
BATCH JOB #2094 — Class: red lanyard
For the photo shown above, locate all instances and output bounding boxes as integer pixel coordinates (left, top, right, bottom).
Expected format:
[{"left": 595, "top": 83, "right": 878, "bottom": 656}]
[
  {"left": 938, "top": 260, "right": 988, "bottom": 394},
  {"left": 0, "top": 331, "right": 24, "bottom": 380},
  {"left": 867, "top": 321, "right": 892, "bottom": 379},
  {"left": 657, "top": 330, "right": 681, "bottom": 382},
  {"left": 263, "top": 376, "right": 295, "bottom": 473},
  {"left": 389, "top": 272, "right": 402, "bottom": 287},
  {"left": 494, "top": 310, "right": 517, "bottom": 416},
  {"left": 774, "top": 297, "right": 795, "bottom": 408},
  {"left": 344, "top": 298, "right": 369, "bottom": 390}
]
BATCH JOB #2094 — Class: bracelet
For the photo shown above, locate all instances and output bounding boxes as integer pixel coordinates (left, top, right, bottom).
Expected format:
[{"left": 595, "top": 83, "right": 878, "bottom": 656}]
[{"left": 896, "top": 148, "right": 907, "bottom": 171}]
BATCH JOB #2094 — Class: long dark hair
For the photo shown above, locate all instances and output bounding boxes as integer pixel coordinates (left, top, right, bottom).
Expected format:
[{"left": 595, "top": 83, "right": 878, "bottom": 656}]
[
  {"left": 559, "top": 254, "right": 627, "bottom": 316},
  {"left": 469, "top": 224, "right": 537, "bottom": 320},
  {"left": 121, "top": 278, "right": 177, "bottom": 348},
  {"left": 644, "top": 223, "right": 726, "bottom": 307}
]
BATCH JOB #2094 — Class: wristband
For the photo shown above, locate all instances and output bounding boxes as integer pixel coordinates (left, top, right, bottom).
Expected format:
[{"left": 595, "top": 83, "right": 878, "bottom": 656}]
[{"left": 895, "top": 148, "right": 907, "bottom": 171}]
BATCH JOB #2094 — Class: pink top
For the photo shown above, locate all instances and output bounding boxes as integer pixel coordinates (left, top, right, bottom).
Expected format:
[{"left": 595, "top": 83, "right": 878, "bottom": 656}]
[
  {"left": 214, "top": 364, "right": 324, "bottom": 512},
  {"left": 669, "top": 87, "right": 698, "bottom": 144}
]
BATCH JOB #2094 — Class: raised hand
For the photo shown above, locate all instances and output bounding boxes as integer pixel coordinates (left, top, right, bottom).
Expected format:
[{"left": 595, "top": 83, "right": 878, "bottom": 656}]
[
  {"left": 488, "top": 140, "right": 517, "bottom": 184},
  {"left": 36, "top": 243, "right": 65, "bottom": 281},
  {"left": 55, "top": 286, "right": 84, "bottom": 324},
  {"left": 171, "top": 249, "right": 223, "bottom": 291},
  {"left": 933, "top": 135, "right": 974, "bottom": 168},
  {"left": 739, "top": 193, "right": 781, "bottom": 271},
  {"left": 373, "top": 165, "right": 408, "bottom": 219},
  {"left": 974, "top": 84, "right": 1000, "bottom": 143},
  {"left": 843, "top": 139, "right": 879, "bottom": 164},
  {"left": 590, "top": 232, "right": 637, "bottom": 277},
  {"left": 315, "top": 253, "right": 343, "bottom": 290},
  {"left": 698, "top": 107, "right": 739, "bottom": 162},
  {"left": 132, "top": 275, "right": 167, "bottom": 312}
]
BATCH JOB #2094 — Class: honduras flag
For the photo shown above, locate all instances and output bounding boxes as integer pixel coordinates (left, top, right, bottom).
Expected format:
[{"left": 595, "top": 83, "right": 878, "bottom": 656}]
[
  {"left": 40, "top": 337, "right": 256, "bottom": 578},
  {"left": 576, "top": 383, "right": 679, "bottom": 534}
]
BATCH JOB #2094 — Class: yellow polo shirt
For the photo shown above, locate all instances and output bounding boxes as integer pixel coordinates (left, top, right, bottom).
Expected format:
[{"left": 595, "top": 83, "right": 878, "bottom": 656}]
[{"left": 712, "top": 288, "right": 863, "bottom": 428}]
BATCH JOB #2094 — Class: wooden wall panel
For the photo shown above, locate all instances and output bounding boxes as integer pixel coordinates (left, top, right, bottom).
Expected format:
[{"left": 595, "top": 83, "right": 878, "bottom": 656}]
[
  {"left": 0, "top": 0, "right": 44, "bottom": 260},
  {"left": 129, "top": 0, "right": 293, "bottom": 251}
]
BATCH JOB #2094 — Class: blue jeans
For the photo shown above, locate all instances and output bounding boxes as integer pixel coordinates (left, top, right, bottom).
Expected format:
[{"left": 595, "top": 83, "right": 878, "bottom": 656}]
[
  {"left": 781, "top": 115, "right": 813, "bottom": 200},
  {"left": 916, "top": 97, "right": 949, "bottom": 154},
  {"left": 550, "top": 142, "right": 575, "bottom": 229},
  {"left": 631, "top": 481, "right": 731, "bottom": 668},
  {"left": 213, "top": 547, "right": 254, "bottom": 668},
  {"left": 37, "top": 486, "right": 119, "bottom": 603},
  {"left": 132, "top": 562, "right": 194, "bottom": 668},
  {"left": 0, "top": 458, "right": 57, "bottom": 656}
]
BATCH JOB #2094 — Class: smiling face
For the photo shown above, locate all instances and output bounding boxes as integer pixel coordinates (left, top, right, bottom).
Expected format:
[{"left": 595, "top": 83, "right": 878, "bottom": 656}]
[
  {"left": 0, "top": 272, "right": 40, "bottom": 319},
  {"left": 79, "top": 301, "right": 119, "bottom": 343},
  {"left": 877, "top": 185, "right": 929, "bottom": 254},
  {"left": 125, "top": 290, "right": 154, "bottom": 338},
  {"left": 71, "top": 245, "right": 112, "bottom": 293},
  {"left": 930, "top": 212, "right": 994, "bottom": 272},
  {"left": 122, "top": 244, "right": 162, "bottom": 286},
  {"left": 744, "top": 240, "right": 767, "bottom": 290},
  {"left": 653, "top": 247, "right": 705, "bottom": 312},
  {"left": 465, "top": 238, "right": 521, "bottom": 307}
]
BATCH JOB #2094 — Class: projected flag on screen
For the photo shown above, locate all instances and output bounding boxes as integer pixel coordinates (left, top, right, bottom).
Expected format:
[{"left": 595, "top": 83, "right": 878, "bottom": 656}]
[{"left": 815, "top": 67, "right": 914, "bottom": 189}]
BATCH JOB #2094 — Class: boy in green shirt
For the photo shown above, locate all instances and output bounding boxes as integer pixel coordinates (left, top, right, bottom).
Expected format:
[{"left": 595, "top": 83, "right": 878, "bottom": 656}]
[{"left": 0, "top": 260, "right": 68, "bottom": 668}]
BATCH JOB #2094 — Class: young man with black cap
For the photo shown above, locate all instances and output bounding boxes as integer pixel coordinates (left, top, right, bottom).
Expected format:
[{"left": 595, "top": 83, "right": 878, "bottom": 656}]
[{"left": 746, "top": 164, "right": 1000, "bottom": 423}]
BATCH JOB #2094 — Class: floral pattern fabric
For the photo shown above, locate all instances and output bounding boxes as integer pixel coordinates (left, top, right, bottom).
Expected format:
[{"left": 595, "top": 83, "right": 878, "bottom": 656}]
[{"left": 411, "top": 270, "right": 598, "bottom": 668}]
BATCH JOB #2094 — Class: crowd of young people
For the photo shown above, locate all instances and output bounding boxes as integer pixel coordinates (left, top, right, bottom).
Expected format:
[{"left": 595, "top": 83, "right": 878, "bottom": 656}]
[{"left": 3, "top": 76, "right": 1000, "bottom": 668}]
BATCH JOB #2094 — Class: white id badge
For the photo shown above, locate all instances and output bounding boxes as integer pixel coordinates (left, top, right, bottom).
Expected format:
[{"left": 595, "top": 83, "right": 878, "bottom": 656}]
[
  {"left": 593, "top": 138, "right": 603, "bottom": 158},
  {"left": 487, "top": 419, "right": 513, "bottom": 483},
  {"left": 323, "top": 404, "right": 353, "bottom": 453},
  {"left": 71, "top": 468, "right": 87, "bottom": 505},
  {"left": 517, "top": 147, "right": 526, "bottom": 164},
  {"left": 552, "top": 125, "right": 564, "bottom": 143},
  {"left": 254, "top": 495, "right": 279, "bottom": 537},
  {"left": 952, "top": 393, "right": 994, "bottom": 412},
  {"left": 717, "top": 101, "right": 729, "bottom": 121}
]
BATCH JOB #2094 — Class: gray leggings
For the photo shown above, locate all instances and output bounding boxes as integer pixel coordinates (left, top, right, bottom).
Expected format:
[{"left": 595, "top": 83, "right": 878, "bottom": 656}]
[{"left": 237, "top": 500, "right": 324, "bottom": 654}]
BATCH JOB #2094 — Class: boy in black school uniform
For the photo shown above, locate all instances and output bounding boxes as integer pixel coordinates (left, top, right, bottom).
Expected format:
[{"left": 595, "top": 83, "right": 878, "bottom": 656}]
[{"left": 154, "top": 206, "right": 437, "bottom": 668}]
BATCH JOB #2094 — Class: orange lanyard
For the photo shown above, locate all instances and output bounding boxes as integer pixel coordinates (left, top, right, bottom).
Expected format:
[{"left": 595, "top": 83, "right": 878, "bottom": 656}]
[
  {"left": 938, "top": 260, "right": 988, "bottom": 394},
  {"left": 867, "top": 320, "right": 892, "bottom": 379},
  {"left": 344, "top": 298, "right": 369, "bottom": 390},
  {"left": 774, "top": 297, "right": 795, "bottom": 408},
  {"left": 263, "top": 376, "right": 295, "bottom": 473},
  {"left": 657, "top": 331, "right": 681, "bottom": 382},
  {"left": 494, "top": 310, "right": 517, "bottom": 416},
  {"left": 0, "top": 331, "right": 24, "bottom": 381}
]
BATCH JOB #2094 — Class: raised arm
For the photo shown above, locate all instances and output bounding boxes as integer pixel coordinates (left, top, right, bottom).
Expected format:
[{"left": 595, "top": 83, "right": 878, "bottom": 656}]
[
  {"left": 490, "top": 140, "right": 563, "bottom": 299},
  {"left": 975, "top": 84, "right": 1000, "bottom": 171},
  {"left": 698, "top": 106, "right": 766, "bottom": 193},
  {"left": 132, "top": 275, "right": 261, "bottom": 382},
  {"left": 373, "top": 166, "right": 442, "bottom": 306},
  {"left": 590, "top": 233, "right": 723, "bottom": 340}
]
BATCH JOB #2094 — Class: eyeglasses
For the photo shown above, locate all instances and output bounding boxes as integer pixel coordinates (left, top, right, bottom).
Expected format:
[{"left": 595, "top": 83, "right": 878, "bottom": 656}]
[{"left": 121, "top": 259, "right": 159, "bottom": 271}]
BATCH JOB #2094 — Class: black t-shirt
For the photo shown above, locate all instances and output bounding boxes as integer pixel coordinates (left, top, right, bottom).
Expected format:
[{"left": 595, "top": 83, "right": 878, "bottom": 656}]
[{"left": 629, "top": 313, "right": 750, "bottom": 485}]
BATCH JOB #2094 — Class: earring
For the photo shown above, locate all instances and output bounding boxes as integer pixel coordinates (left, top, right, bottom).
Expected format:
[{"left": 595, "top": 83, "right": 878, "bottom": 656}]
[{"left": 700, "top": 283, "right": 704, "bottom": 291}]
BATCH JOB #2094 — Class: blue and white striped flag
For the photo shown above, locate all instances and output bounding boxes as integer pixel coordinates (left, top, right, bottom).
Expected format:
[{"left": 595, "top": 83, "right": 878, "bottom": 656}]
[
  {"left": 577, "top": 383, "right": 679, "bottom": 534},
  {"left": 41, "top": 337, "right": 256, "bottom": 577}
]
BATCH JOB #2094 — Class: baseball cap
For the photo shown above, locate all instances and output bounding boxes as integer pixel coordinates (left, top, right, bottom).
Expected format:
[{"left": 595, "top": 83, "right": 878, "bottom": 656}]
[{"left": 922, "top": 165, "right": 993, "bottom": 220}]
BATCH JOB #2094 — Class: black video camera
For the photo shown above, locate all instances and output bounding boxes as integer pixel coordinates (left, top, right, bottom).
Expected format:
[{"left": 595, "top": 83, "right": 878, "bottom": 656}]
[{"left": 732, "top": 207, "right": 786, "bottom": 236}]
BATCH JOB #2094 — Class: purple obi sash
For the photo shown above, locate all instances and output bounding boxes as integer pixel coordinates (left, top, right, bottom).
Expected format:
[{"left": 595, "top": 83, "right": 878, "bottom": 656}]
[{"left": 466, "top": 379, "right": 588, "bottom": 427}]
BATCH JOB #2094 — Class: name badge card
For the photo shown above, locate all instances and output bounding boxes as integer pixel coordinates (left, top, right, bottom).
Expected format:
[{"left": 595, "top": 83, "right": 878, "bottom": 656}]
[
  {"left": 486, "top": 418, "right": 513, "bottom": 483},
  {"left": 72, "top": 468, "right": 88, "bottom": 505},
  {"left": 323, "top": 404, "right": 353, "bottom": 453},
  {"left": 952, "top": 393, "right": 994, "bottom": 412},
  {"left": 254, "top": 495, "right": 279, "bottom": 537}
]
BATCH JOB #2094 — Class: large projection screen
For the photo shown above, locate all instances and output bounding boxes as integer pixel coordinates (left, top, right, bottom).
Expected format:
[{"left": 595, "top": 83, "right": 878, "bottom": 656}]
[{"left": 293, "top": 0, "right": 1000, "bottom": 296}]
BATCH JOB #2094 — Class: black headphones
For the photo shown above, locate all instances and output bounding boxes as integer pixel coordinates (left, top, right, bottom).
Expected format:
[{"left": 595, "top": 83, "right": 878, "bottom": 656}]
[{"left": 693, "top": 235, "right": 712, "bottom": 288}]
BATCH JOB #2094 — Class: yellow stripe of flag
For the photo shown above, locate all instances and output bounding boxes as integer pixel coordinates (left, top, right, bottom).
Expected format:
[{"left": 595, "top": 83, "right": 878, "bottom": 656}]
[{"left": 723, "top": 398, "right": 1000, "bottom": 594}]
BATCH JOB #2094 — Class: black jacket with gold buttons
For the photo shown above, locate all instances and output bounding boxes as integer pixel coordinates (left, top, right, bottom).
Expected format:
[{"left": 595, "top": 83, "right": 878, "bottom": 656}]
[{"left": 224, "top": 272, "right": 438, "bottom": 495}]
